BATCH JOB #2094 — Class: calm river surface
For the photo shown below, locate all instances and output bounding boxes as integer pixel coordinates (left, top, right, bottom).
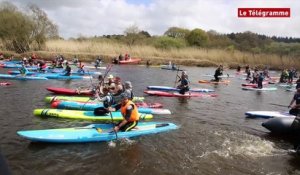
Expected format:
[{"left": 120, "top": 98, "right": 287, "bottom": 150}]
[{"left": 0, "top": 65, "right": 300, "bottom": 175}]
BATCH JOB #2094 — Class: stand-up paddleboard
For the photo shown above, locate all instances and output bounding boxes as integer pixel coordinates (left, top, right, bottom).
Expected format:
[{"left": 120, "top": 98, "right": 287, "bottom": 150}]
[
  {"left": 45, "top": 96, "right": 144, "bottom": 103},
  {"left": 262, "top": 117, "right": 298, "bottom": 134},
  {"left": 0, "top": 74, "right": 48, "bottom": 80},
  {"left": 0, "top": 82, "right": 11, "bottom": 86},
  {"left": 17, "top": 122, "right": 178, "bottom": 143},
  {"left": 286, "top": 88, "right": 296, "bottom": 92},
  {"left": 135, "top": 102, "right": 163, "bottom": 108},
  {"left": 160, "top": 65, "right": 184, "bottom": 71},
  {"left": 0, "top": 60, "right": 22, "bottom": 64},
  {"left": 0, "top": 64, "right": 39, "bottom": 69},
  {"left": 51, "top": 100, "right": 171, "bottom": 115},
  {"left": 8, "top": 70, "right": 101, "bottom": 76},
  {"left": 147, "top": 86, "right": 214, "bottom": 93},
  {"left": 144, "top": 90, "right": 217, "bottom": 97},
  {"left": 198, "top": 80, "right": 230, "bottom": 84},
  {"left": 46, "top": 87, "right": 93, "bottom": 96},
  {"left": 83, "top": 65, "right": 107, "bottom": 69},
  {"left": 202, "top": 74, "right": 235, "bottom": 78},
  {"left": 241, "top": 82, "right": 268, "bottom": 87},
  {"left": 37, "top": 73, "right": 91, "bottom": 80},
  {"left": 245, "top": 111, "right": 295, "bottom": 119},
  {"left": 34, "top": 109, "right": 152, "bottom": 121},
  {"left": 277, "top": 83, "right": 296, "bottom": 88},
  {"left": 241, "top": 87, "right": 277, "bottom": 91}
]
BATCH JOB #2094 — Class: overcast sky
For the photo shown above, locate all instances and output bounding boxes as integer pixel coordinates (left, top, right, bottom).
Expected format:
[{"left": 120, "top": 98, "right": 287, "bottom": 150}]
[{"left": 6, "top": 0, "right": 300, "bottom": 39}]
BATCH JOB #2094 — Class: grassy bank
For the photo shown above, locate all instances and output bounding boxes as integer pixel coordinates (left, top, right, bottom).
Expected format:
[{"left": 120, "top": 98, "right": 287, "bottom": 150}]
[{"left": 2, "top": 39, "right": 300, "bottom": 70}]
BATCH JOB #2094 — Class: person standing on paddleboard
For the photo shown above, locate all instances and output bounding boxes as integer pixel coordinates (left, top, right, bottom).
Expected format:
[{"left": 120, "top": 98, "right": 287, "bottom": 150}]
[
  {"left": 109, "top": 93, "right": 139, "bottom": 132},
  {"left": 245, "top": 65, "right": 251, "bottom": 80},
  {"left": 257, "top": 72, "right": 264, "bottom": 89}
]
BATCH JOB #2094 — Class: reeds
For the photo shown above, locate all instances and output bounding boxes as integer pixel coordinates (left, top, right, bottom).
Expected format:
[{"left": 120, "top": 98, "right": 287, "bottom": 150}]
[{"left": 1, "top": 39, "right": 299, "bottom": 70}]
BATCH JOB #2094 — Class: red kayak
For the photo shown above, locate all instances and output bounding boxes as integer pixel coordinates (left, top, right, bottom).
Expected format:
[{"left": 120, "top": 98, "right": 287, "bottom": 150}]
[
  {"left": 119, "top": 58, "right": 141, "bottom": 64},
  {"left": 0, "top": 82, "right": 11, "bottom": 86},
  {"left": 144, "top": 90, "right": 217, "bottom": 97},
  {"left": 46, "top": 87, "right": 93, "bottom": 96}
]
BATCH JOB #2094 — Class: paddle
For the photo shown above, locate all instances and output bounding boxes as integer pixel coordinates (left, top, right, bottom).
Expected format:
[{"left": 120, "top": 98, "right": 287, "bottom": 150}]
[
  {"left": 174, "top": 65, "right": 180, "bottom": 88},
  {"left": 99, "top": 64, "right": 113, "bottom": 87},
  {"left": 87, "top": 70, "right": 93, "bottom": 86},
  {"left": 82, "top": 64, "right": 113, "bottom": 108},
  {"left": 109, "top": 110, "right": 118, "bottom": 146},
  {"left": 269, "top": 103, "right": 288, "bottom": 108}
]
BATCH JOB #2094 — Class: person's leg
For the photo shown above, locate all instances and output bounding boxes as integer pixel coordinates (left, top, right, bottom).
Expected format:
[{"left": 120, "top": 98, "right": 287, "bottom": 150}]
[
  {"left": 120, "top": 121, "right": 138, "bottom": 132},
  {"left": 289, "top": 108, "right": 299, "bottom": 116},
  {"left": 94, "top": 107, "right": 108, "bottom": 115}
]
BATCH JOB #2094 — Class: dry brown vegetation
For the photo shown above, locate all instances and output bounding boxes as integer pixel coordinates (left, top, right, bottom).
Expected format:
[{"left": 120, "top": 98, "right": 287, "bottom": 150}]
[{"left": 1, "top": 39, "right": 299, "bottom": 70}]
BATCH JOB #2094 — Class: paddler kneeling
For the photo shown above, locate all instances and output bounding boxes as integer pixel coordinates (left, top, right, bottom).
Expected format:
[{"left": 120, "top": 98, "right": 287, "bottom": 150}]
[
  {"left": 109, "top": 93, "right": 139, "bottom": 132},
  {"left": 177, "top": 71, "right": 190, "bottom": 95}
]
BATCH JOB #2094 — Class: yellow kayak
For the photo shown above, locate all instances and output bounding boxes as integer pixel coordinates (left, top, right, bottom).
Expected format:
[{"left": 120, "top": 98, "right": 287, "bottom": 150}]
[{"left": 34, "top": 109, "right": 153, "bottom": 121}]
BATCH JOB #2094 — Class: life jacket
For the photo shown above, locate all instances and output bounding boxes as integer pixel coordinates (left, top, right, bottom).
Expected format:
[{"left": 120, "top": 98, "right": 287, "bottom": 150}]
[{"left": 121, "top": 100, "right": 139, "bottom": 122}]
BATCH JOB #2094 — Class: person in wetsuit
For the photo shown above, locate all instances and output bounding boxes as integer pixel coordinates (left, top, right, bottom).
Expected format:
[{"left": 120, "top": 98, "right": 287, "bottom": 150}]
[
  {"left": 177, "top": 71, "right": 190, "bottom": 94},
  {"left": 214, "top": 65, "right": 223, "bottom": 82},
  {"left": 288, "top": 88, "right": 300, "bottom": 116}
]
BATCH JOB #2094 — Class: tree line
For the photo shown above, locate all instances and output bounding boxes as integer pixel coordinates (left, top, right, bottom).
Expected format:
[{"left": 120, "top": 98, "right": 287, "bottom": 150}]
[
  {"left": 78, "top": 26, "right": 300, "bottom": 58},
  {"left": 1, "top": 1, "right": 300, "bottom": 59},
  {"left": 0, "top": 2, "right": 58, "bottom": 53}
]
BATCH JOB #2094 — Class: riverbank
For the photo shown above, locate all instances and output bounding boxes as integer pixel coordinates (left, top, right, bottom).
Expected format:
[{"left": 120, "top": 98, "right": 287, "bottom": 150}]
[{"left": 1, "top": 39, "right": 299, "bottom": 70}]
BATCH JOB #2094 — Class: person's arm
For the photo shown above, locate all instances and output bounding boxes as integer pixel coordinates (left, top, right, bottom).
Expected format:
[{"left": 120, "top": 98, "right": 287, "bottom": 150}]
[
  {"left": 114, "top": 120, "right": 128, "bottom": 132},
  {"left": 95, "top": 94, "right": 106, "bottom": 102},
  {"left": 108, "top": 103, "right": 122, "bottom": 112},
  {"left": 123, "top": 105, "right": 133, "bottom": 120}
]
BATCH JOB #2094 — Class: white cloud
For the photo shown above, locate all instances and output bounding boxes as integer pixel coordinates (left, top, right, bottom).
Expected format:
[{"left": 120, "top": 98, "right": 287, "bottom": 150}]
[{"left": 5, "top": 0, "right": 300, "bottom": 38}]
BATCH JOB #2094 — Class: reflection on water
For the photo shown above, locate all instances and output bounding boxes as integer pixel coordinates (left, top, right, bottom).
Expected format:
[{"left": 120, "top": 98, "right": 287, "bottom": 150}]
[{"left": 0, "top": 65, "right": 299, "bottom": 174}]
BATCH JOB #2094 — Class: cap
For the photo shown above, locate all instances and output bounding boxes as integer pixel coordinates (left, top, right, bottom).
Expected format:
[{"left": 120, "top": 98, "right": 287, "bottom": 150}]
[
  {"left": 120, "top": 93, "right": 129, "bottom": 100},
  {"left": 108, "top": 74, "right": 114, "bottom": 79},
  {"left": 125, "top": 81, "right": 132, "bottom": 88}
]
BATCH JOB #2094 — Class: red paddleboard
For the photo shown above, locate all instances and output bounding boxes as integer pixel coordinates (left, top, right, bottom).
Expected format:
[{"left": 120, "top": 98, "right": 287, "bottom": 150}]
[
  {"left": 46, "top": 87, "right": 93, "bottom": 96},
  {"left": 144, "top": 90, "right": 217, "bottom": 97},
  {"left": 135, "top": 102, "right": 163, "bottom": 108},
  {"left": 0, "top": 82, "right": 11, "bottom": 86}
]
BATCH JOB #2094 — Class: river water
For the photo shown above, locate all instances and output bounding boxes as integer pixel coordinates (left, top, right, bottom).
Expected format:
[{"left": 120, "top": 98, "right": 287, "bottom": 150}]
[{"left": 0, "top": 65, "right": 299, "bottom": 175}]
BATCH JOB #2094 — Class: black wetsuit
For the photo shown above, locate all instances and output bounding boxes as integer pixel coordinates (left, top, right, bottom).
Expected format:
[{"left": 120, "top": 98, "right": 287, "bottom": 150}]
[
  {"left": 214, "top": 68, "right": 223, "bottom": 82},
  {"left": 290, "top": 93, "right": 300, "bottom": 116},
  {"left": 64, "top": 65, "right": 71, "bottom": 76}
]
